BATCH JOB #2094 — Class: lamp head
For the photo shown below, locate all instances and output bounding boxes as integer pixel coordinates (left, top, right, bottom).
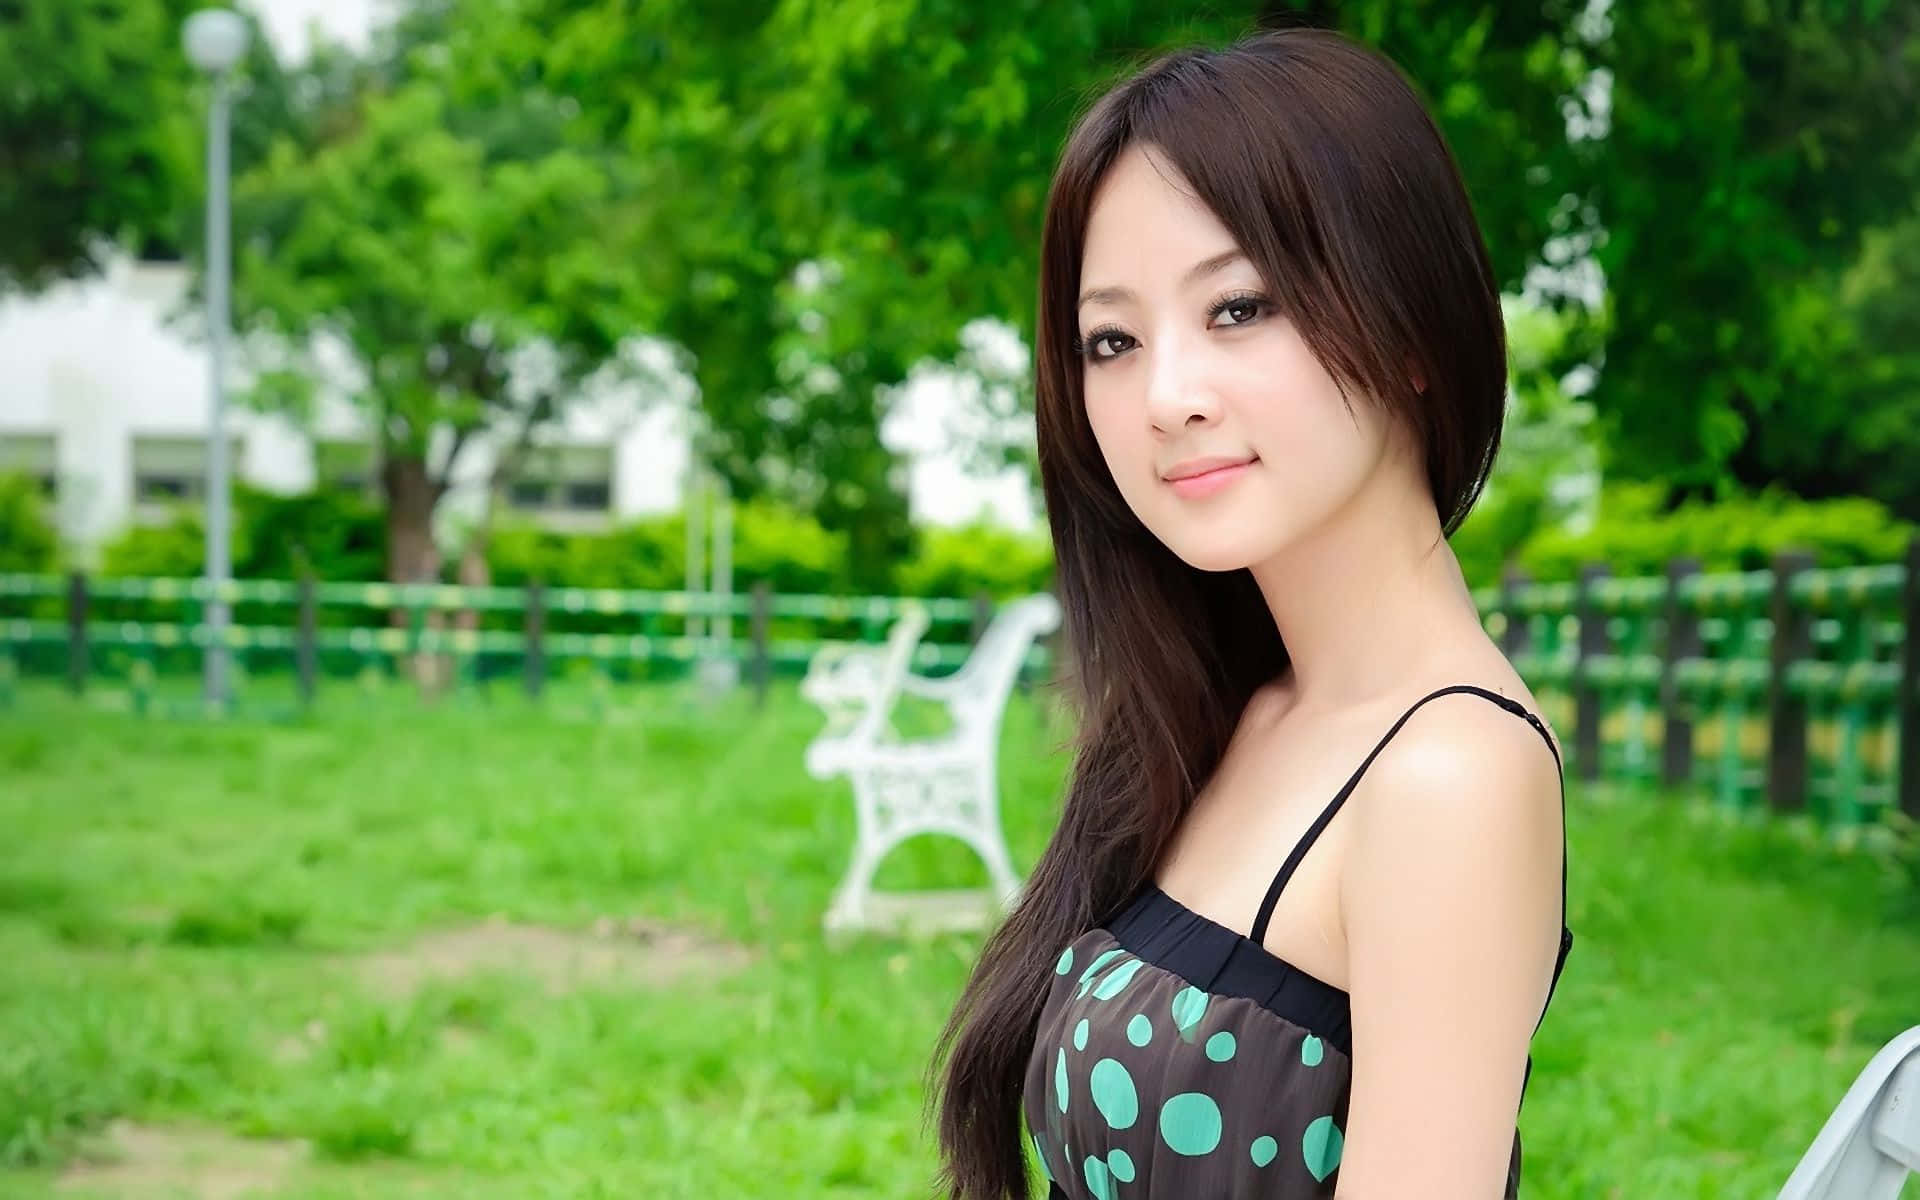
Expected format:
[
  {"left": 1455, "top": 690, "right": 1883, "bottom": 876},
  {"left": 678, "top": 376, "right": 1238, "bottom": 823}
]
[{"left": 183, "top": 9, "right": 249, "bottom": 74}]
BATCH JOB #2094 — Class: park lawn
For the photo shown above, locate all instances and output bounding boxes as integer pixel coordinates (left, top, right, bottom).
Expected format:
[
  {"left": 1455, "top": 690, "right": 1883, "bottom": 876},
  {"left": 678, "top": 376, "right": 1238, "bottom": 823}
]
[{"left": 0, "top": 680, "right": 1916, "bottom": 1199}]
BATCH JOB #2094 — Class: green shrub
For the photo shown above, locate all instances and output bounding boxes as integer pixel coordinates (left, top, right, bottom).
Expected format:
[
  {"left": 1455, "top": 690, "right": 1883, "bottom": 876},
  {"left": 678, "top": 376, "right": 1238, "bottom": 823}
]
[
  {"left": 97, "top": 485, "right": 384, "bottom": 582},
  {"left": 896, "top": 521, "right": 1053, "bottom": 599},
  {"left": 1515, "top": 482, "right": 1915, "bottom": 581},
  {"left": 0, "top": 472, "right": 59, "bottom": 573},
  {"left": 733, "top": 499, "right": 853, "bottom": 595},
  {"left": 98, "top": 507, "right": 220, "bottom": 579},
  {"left": 488, "top": 517, "right": 685, "bottom": 592},
  {"left": 240, "top": 487, "right": 385, "bottom": 581}
]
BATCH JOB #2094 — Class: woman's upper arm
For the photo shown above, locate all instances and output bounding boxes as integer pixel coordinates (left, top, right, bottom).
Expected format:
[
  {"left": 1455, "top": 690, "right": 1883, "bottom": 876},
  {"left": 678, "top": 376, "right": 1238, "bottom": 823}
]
[{"left": 1332, "top": 700, "right": 1564, "bottom": 1199}]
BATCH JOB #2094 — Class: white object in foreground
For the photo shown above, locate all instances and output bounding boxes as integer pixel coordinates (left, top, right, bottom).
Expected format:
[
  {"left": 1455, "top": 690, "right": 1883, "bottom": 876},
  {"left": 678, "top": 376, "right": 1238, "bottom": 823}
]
[
  {"left": 802, "top": 593, "right": 1060, "bottom": 936},
  {"left": 1778, "top": 1024, "right": 1920, "bottom": 1199}
]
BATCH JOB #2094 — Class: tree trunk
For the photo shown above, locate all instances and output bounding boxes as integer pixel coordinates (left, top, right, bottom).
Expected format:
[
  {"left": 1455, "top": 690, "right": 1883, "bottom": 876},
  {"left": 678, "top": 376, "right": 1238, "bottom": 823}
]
[
  {"left": 383, "top": 452, "right": 444, "bottom": 695},
  {"left": 383, "top": 453, "right": 441, "bottom": 585}
]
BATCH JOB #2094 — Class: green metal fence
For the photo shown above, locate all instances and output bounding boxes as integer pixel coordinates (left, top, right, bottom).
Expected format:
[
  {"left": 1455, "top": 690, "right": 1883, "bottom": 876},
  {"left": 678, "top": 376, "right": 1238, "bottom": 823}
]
[
  {"left": 1488, "top": 542, "right": 1919, "bottom": 829},
  {"left": 2, "top": 536, "right": 1917, "bottom": 829},
  {"left": 0, "top": 573, "right": 1026, "bottom": 713}
]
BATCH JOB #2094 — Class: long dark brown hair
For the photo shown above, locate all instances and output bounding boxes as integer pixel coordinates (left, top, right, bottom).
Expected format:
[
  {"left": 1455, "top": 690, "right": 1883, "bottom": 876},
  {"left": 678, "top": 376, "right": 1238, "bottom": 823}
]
[{"left": 929, "top": 28, "right": 1511, "bottom": 1200}]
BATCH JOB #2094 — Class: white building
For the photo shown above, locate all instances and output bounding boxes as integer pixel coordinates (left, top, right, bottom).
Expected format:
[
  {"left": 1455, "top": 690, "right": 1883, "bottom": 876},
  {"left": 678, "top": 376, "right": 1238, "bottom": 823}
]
[
  {"left": 0, "top": 255, "right": 1038, "bottom": 565},
  {"left": 0, "top": 255, "right": 703, "bottom": 561}
]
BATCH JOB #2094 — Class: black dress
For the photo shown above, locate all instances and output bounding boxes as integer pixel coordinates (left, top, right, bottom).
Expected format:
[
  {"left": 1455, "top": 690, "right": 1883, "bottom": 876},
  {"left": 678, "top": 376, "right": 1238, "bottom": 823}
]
[{"left": 1022, "top": 684, "right": 1573, "bottom": 1199}]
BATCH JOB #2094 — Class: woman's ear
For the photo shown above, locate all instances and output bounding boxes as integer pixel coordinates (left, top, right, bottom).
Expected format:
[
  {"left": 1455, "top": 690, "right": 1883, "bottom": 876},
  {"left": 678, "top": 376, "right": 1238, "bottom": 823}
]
[{"left": 1407, "top": 358, "right": 1427, "bottom": 395}]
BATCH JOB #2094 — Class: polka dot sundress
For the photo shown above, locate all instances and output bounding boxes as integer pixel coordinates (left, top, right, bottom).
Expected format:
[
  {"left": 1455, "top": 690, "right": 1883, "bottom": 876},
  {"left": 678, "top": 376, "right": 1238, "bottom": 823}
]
[{"left": 1022, "top": 684, "right": 1572, "bottom": 1198}]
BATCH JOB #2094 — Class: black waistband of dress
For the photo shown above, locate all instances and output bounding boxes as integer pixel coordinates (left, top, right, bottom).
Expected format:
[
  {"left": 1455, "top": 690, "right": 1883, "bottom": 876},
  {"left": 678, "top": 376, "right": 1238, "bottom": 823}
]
[{"left": 1105, "top": 884, "right": 1354, "bottom": 1057}]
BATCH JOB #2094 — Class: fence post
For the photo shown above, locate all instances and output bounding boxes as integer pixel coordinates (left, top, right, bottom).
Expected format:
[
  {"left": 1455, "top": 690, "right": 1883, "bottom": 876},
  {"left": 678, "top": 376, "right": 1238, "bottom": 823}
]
[
  {"left": 1898, "top": 535, "right": 1920, "bottom": 822},
  {"left": 1766, "top": 549, "right": 1812, "bottom": 814},
  {"left": 66, "top": 570, "right": 88, "bottom": 696},
  {"left": 1767, "top": 549, "right": 1816, "bottom": 816},
  {"left": 751, "top": 581, "right": 771, "bottom": 709},
  {"left": 296, "top": 571, "right": 318, "bottom": 708},
  {"left": 524, "top": 580, "right": 545, "bottom": 699},
  {"left": 1662, "top": 557, "right": 1702, "bottom": 793},
  {"left": 1575, "top": 562, "right": 1610, "bottom": 783}
]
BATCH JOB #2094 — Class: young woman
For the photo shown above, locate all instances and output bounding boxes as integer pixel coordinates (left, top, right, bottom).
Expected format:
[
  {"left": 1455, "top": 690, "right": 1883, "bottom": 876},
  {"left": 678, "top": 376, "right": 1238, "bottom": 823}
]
[{"left": 932, "top": 28, "right": 1573, "bottom": 1200}]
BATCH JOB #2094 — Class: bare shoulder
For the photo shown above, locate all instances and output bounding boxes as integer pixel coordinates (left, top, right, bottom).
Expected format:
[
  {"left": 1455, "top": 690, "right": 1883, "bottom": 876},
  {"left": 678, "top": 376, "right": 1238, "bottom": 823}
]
[
  {"left": 1334, "top": 682, "right": 1568, "bottom": 1197},
  {"left": 1343, "top": 684, "right": 1566, "bottom": 894}
]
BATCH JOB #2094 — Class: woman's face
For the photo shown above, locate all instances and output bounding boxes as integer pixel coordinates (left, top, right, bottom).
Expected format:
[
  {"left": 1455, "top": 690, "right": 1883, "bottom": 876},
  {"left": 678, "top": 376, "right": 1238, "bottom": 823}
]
[{"left": 1075, "top": 143, "right": 1397, "bottom": 573}]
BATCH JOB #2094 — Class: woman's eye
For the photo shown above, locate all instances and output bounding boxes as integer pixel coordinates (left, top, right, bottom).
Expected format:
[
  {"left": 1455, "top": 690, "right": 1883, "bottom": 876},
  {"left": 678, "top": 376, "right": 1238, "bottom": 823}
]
[
  {"left": 1078, "top": 331, "right": 1136, "bottom": 361},
  {"left": 1211, "top": 296, "right": 1266, "bottom": 327}
]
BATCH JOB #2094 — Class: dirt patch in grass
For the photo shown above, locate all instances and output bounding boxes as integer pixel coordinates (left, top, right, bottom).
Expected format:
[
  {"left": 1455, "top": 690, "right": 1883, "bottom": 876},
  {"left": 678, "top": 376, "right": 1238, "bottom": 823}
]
[
  {"left": 57, "top": 1121, "right": 306, "bottom": 1198},
  {"left": 354, "top": 913, "right": 752, "bottom": 999}
]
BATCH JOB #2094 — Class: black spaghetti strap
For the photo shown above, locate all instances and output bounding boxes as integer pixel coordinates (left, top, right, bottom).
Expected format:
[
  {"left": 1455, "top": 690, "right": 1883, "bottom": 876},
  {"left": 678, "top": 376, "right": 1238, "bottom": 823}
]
[{"left": 1246, "top": 683, "right": 1566, "bottom": 948}]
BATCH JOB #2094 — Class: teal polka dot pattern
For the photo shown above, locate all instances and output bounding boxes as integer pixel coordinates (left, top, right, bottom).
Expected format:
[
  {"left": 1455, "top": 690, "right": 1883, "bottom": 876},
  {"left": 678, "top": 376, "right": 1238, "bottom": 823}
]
[
  {"left": 1301, "top": 1034, "right": 1324, "bottom": 1067},
  {"left": 1077, "top": 949, "right": 1125, "bottom": 998},
  {"left": 1089, "top": 1057, "right": 1139, "bottom": 1130},
  {"left": 1074, "top": 1018, "right": 1089, "bottom": 1051},
  {"left": 1170, "top": 986, "right": 1209, "bottom": 1040},
  {"left": 1082, "top": 1155, "right": 1115, "bottom": 1200},
  {"left": 1302, "top": 1115, "right": 1344, "bottom": 1182},
  {"left": 1090, "top": 957, "right": 1146, "bottom": 1000},
  {"left": 1054, "top": 1048, "right": 1069, "bottom": 1113},
  {"left": 1055, "top": 947, "right": 1074, "bottom": 975},
  {"left": 1107, "top": 1148, "right": 1136, "bottom": 1183},
  {"left": 1250, "top": 1134, "right": 1278, "bottom": 1167},
  {"left": 1126, "top": 1013, "right": 1153, "bottom": 1047},
  {"left": 1205, "top": 1031, "right": 1236, "bottom": 1062},
  {"left": 1159, "top": 1091, "right": 1223, "bottom": 1156}
]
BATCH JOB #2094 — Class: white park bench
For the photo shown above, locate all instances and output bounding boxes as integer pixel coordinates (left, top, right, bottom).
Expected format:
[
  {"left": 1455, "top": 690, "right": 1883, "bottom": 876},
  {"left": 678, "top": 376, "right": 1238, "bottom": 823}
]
[
  {"left": 1778, "top": 1024, "right": 1920, "bottom": 1199},
  {"left": 802, "top": 593, "right": 1061, "bottom": 936}
]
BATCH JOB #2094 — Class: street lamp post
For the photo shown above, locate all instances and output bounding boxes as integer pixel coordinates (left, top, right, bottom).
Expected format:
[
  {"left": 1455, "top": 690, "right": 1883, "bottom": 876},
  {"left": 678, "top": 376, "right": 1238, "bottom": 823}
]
[{"left": 183, "top": 9, "right": 248, "bottom": 709}]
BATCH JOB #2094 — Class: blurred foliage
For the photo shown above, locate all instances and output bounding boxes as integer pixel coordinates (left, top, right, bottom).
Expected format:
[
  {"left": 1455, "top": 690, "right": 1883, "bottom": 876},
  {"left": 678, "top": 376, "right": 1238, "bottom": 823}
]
[
  {"left": 488, "top": 501, "right": 850, "bottom": 597},
  {"left": 1514, "top": 480, "right": 1917, "bottom": 582},
  {"left": 8, "top": 0, "right": 1920, "bottom": 583},
  {"left": 488, "top": 505, "right": 1054, "bottom": 600},
  {"left": 0, "top": 0, "right": 305, "bottom": 288},
  {"left": 0, "top": 0, "right": 197, "bottom": 289},
  {"left": 0, "top": 474, "right": 59, "bottom": 573},
  {"left": 477, "top": 0, "right": 1588, "bottom": 588},
  {"left": 895, "top": 523, "right": 1056, "bottom": 600},
  {"left": 90, "top": 484, "right": 1052, "bottom": 602},
  {"left": 228, "top": 2, "right": 666, "bottom": 585},
  {"left": 1450, "top": 298, "right": 1603, "bottom": 588},
  {"left": 1727, "top": 208, "right": 1920, "bottom": 520},
  {"left": 98, "top": 485, "right": 384, "bottom": 581},
  {"left": 1580, "top": 1, "right": 1920, "bottom": 505}
]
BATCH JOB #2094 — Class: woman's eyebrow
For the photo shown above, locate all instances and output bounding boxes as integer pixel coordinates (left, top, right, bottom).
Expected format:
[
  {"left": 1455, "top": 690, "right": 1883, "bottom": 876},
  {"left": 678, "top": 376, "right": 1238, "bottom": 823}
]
[{"left": 1077, "top": 249, "right": 1249, "bottom": 309}]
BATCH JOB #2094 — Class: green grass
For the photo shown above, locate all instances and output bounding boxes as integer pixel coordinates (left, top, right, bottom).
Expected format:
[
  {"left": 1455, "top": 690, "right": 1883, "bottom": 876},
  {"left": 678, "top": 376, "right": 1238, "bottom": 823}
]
[{"left": 0, "top": 680, "right": 1916, "bottom": 1198}]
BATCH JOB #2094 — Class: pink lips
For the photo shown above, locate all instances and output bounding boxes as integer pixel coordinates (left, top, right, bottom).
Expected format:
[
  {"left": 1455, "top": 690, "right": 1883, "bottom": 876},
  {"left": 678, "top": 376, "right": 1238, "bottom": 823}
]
[{"left": 1164, "top": 458, "right": 1256, "bottom": 498}]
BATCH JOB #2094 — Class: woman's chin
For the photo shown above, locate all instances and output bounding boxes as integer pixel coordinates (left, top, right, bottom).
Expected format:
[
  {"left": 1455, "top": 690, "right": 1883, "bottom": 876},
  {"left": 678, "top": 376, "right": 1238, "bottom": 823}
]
[{"left": 1165, "top": 537, "right": 1267, "bottom": 574}]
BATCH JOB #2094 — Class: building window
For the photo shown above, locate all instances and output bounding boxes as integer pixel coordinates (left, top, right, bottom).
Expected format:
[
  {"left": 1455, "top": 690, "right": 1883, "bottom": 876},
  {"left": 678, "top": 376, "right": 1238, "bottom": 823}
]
[
  {"left": 131, "top": 435, "right": 241, "bottom": 520},
  {"left": 506, "top": 444, "right": 614, "bottom": 525},
  {"left": 0, "top": 433, "right": 56, "bottom": 499}
]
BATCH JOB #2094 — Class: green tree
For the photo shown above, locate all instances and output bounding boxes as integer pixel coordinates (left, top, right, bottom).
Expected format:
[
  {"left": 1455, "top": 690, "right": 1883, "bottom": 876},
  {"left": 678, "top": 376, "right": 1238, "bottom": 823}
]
[
  {"left": 0, "top": 0, "right": 197, "bottom": 288},
  {"left": 0, "top": 0, "right": 312, "bottom": 289},
  {"left": 1726, "top": 208, "right": 1920, "bottom": 519},
  {"left": 493, "top": 0, "right": 1589, "bottom": 586},
  {"left": 230, "top": 10, "right": 661, "bottom": 584},
  {"left": 1577, "top": 0, "right": 1920, "bottom": 498}
]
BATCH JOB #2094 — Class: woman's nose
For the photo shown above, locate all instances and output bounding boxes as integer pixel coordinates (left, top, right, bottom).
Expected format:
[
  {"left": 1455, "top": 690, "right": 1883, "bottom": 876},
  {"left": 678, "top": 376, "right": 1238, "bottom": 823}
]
[{"left": 1145, "top": 349, "right": 1223, "bottom": 434}]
